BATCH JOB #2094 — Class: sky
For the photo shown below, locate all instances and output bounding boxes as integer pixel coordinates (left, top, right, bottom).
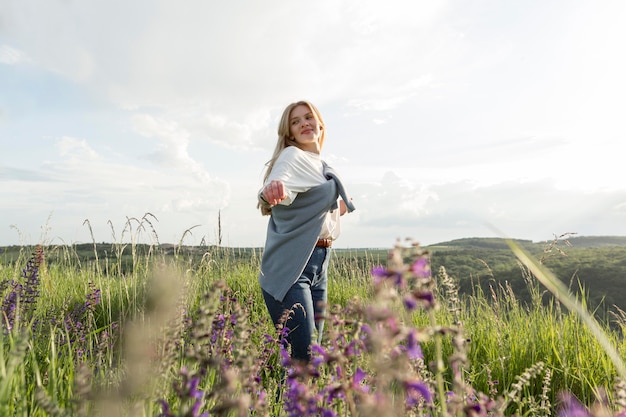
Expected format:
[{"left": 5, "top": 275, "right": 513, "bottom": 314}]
[{"left": 1, "top": 0, "right": 626, "bottom": 249}]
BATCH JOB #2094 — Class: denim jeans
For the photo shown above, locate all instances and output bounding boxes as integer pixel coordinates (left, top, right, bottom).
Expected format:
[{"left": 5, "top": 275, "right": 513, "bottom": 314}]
[{"left": 262, "top": 246, "right": 330, "bottom": 362}]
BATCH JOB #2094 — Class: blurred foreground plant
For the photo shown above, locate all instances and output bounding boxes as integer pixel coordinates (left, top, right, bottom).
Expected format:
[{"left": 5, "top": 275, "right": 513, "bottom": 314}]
[
  {"left": 272, "top": 238, "right": 626, "bottom": 416},
  {"left": 274, "top": 239, "right": 492, "bottom": 416},
  {"left": 4, "top": 237, "right": 626, "bottom": 416}
]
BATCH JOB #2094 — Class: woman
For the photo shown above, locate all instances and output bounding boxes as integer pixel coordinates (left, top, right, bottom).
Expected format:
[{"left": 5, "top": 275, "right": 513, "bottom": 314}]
[{"left": 258, "top": 100, "right": 355, "bottom": 363}]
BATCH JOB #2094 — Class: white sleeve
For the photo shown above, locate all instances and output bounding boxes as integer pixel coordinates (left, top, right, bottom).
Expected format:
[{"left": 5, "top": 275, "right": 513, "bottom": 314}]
[
  {"left": 262, "top": 147, "right": 326, "bottom": 206},
  {"left": 265, "top": 153, "right": 298, "bottom": 205}
]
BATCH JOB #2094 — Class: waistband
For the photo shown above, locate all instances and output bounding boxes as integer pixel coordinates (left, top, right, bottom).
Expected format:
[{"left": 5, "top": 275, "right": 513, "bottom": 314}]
[{"left": 315, "top": 238, "right": 332, "bottom": 248}]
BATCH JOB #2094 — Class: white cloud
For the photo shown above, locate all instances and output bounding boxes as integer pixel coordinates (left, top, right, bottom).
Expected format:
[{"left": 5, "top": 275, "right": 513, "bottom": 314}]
[
  {"left": 56, "top": 136, "right": 100, "bottom": 160},
  {"left": 0, "top": 44, "right": 28, "bottom": 65},
  {"left": 0, "top": 0, "right": 455, "bottom": 152},
  {"left": 131, "top": 113, "right": 220, "bottom": 185},
  {"left": 336, "top": 167, "right": 626, "bottom": 247},
  {"left": 354, "top": 171, "right": 438, "bottom": 226},
  {"left": 2, "top": 1, "right": 626, "bottom": 247}
]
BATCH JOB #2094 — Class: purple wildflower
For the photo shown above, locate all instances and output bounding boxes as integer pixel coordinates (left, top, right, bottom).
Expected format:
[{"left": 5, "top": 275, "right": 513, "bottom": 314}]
[
  {"left": 59, "top": 282, "right": 103, "bottom": 361},
  {"left": 403, "top": 289, "right": 435, "bottom": 312},
  {"left": 310, "top": 344, "right": 328, "bottom": 368},
  {"left": 558, "top": 393, "right": 592, "bottom": 417},
  {"left": 403, "top": 294, "right": 418, "bottom": 311},
  {"left": 406, "top": 329, "right": 423, "bottom": 360},
  {"left": 409, "top": 289, "right": 436, "bottom": 310},
  {"left": 87, "top": 287, "right": 101, "bottom": 308},
  {"left": 344, "top": 338, "right": 363, "bottom": 356},
  {"left": 411, "top": 256, "right": 431, "bottom": 278},
  {"left": 156, "top": 399, "right": 173, "bottom": 417},
  {"left": 160, "top": 367, "right": 208, "bottom": 417},
  {"left": 371, "top": 266, "right": 387, "bottom": 283},
  {"left": 1, "top": 283, "right": 19, "bottom": 331},
  {"left": 1, "top": 245, "right": 44, "bottom": 331},
  {"left": 283, "top": 372, "right": 338, "bottom": 417},
  {"left": 326, "top": 383, "right": 345, "bottom": 403},
  {"left": 188, "top": 377, "right": 204, "bottom": 416},
  {"left": 371, "top": 265, "right": 404, "bottom": 287},
  {"left": 353, "top": 368, "right": 366, "bottom": 384},
  {"left": 21, "top": 245, "right": 44, "bottom": 310},
  {"left": 404, "top": 379, "right": 432, "bottom": 407},
  {"left": 352, "top": 368, "right": 370, "bottom": 393},
  {"left": 462, "top": 393, "right": 496, "bottom": 416},
  {"left": 280, "top": 339, "right": 292, "bottom": 367}
]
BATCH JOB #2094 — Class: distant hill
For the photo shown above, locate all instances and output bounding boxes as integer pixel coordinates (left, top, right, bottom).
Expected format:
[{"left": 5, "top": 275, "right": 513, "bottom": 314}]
[
  {"left": 555, "top": 235, "right": 626, "bottom": 248},
  {"left": 3, "top": 236, "right": 626, "bottom": 323},
  {"left": 426, "top": 236, "right": 626, "bottom": 324},
  {"left": 427, "top": 237, "right": 534, "bottom": 250},
  {"left": 428, "top": 235, "right": 626, "bottom": 249}
]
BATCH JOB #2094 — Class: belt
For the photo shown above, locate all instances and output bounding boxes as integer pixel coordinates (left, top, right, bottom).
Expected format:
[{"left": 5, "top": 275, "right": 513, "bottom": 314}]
[{"left": 315, "top": 238, "right": 332, "bottom": 248}]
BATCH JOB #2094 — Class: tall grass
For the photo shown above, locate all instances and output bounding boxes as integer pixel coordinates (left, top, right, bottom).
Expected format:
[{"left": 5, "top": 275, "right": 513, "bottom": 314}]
[{"left": 0, "top": 232, "right": 625, "bottom": 415}]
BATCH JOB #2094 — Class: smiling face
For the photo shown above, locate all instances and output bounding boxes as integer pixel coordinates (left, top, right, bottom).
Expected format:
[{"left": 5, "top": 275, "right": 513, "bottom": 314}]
[{"left": 289, "top": 104, "right": 322, "bottom": 153}]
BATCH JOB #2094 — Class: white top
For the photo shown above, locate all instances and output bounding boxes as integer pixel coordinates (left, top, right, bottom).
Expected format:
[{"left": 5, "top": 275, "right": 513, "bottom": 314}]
[{"left": 262, "top": 146, "right": 341, "bottom": 240}]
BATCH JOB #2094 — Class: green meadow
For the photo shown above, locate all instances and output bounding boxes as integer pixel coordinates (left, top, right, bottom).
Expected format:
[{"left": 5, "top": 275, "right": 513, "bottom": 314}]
[{"left": 2, "top": 232, "right": 626, "bottom": 416}]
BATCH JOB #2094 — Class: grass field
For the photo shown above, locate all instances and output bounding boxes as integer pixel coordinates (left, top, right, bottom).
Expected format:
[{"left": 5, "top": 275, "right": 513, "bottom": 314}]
[{"left": 1, "top": 236, "right": 625, "bottom": 416}]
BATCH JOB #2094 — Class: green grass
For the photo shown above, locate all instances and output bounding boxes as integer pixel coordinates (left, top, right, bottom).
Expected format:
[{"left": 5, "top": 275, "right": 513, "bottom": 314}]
[{"left": 1, "top": 241, "right": 625, "bottom": 416}]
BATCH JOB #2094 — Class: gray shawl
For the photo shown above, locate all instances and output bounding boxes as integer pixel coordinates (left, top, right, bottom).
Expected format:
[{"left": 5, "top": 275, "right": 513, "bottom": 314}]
[{"left": 259, "top": 164, "right": 355, "bottom": 302}]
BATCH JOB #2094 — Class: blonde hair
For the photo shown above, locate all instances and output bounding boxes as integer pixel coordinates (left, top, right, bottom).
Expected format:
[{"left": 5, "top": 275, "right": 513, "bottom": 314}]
[{"left": 258, "top": 100, "right": 326, "bottom": 215}]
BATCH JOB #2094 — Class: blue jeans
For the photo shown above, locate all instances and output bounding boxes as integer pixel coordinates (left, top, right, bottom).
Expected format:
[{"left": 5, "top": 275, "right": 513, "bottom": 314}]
[{"left": 262, "top": 247, "right": 330, "bottom": 362}]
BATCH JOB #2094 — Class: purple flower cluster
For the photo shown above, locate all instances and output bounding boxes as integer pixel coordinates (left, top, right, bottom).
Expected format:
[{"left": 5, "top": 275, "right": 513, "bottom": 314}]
[
  {"left": 158, "top": 283, "right": 273, "bottom": 416},
  {"left": 371, "top": 248, "right": 435, "bottom": 313},
  {"left": 158, "top": 367, "right": 209, "bottom": 417},
  {"left": 22, "top": 245, "right": 44, "bottom": 310},
  {"left": 272, "top": 243, "right": 440, "bottom": 416},
  {"left": 149, "top": 240, "right": 626, "bottom": 416},
  {"left": 278, "top": 318, "right": 433, "bottom": 415},
  {"left": 1, "top": 245, "right": 44, "bottom": 332},
  {"left": 207, "top": 295, "right": 238, "bottom": 362},
  {"left": 558, "top": 393, "right": 626, "bottom": 417},
  {"left": 1, "top": 282, "right": 19, "bottom": 331},
  {"left": 59, "top": 281, "right": 103, "bottom": 361}
]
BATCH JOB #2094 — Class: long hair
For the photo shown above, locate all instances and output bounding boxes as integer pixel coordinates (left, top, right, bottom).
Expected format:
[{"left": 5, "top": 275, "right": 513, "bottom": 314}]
[{"left": 258, "top": 101, "right": 326, "bottom": 215}]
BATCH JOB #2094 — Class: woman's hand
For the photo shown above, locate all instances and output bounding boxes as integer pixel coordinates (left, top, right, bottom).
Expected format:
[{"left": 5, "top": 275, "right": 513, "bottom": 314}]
[
  {"left": 263, "top": 180, "right": 287, "bottom": 206},
  {"left": 339, "top": 198, "right": 352, "bottom": 216}
]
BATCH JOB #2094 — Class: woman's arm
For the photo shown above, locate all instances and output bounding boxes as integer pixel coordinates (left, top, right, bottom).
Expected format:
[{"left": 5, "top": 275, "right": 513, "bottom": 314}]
[
  {"left": 339, "top": 199, "right": 351, "bottom": 216},
  {"left": 262, "top": 147, "right": 324, "bottom": 207},
  {"left": 261, "top": 179, "right": 288, "bottom": 206}
]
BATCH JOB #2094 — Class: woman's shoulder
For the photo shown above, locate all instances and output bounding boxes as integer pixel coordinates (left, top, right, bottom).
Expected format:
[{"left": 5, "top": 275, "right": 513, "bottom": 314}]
[
  {"left": 281, "top": 146, "right": 322, "bottom": 160},
  {"left": 279, "top": 145, "right": 302, "bottom": 157},
  {"left": 275, "top": 146, "right": 324, "bottom": 174},
  {"left": 276, "top": 146, "right": 307, "bottom": 163}
]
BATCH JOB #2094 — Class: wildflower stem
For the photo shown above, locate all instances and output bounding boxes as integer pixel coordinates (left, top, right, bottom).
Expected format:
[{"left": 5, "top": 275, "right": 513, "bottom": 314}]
[
  {"left": 346, "top": 387, "right": 358, "bottom": 417},
  {"left": 429, "top": 309, "right": 448, "bottom": 416}
]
